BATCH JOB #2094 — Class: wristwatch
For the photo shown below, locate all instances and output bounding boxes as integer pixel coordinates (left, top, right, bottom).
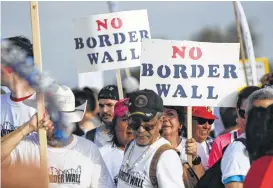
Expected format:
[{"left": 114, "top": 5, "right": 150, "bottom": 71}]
[{"left": 192, "top": 156, "right": 201, "bottom": 165}]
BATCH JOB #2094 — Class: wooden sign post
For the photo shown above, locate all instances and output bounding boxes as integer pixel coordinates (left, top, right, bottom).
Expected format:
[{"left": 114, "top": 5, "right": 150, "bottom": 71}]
[
  {"left": 30, "top": 1, "right": 48, "bottom": 186},
  {"left": 187, "top": 106, "right": 193, "bottom": 166}
]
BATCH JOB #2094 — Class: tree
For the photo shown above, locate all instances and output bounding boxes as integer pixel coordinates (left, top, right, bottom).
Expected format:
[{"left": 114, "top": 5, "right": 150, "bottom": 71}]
[{"left": 191, "top": 20, "right": 259, "bottom": 58}]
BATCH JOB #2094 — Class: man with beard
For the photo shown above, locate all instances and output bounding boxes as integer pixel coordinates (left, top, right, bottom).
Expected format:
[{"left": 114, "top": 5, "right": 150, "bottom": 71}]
[
  {"left": 117, "top": 89, "right": 185, "bottom": 188},
  {"left": 86, "top": 85, "right": 119, "bottom": 147},
  {"left": 1, "top": 36, "right": 36, "bottom": 136},
  {"left": 1, "top": 84, "right": 115, "bottom": 188}
]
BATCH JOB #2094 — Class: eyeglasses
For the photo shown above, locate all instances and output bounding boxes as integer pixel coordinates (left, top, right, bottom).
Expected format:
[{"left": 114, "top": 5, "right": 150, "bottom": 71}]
[
  {"left": 238, "top": 109, "right": 246, "bottom": 119},
  {"left": 128, "top": 118, "right": 157, "bottom": 131},
  {"left": 163, "top": 109, "right": 178, "bottom": 119},
  {"left": 193, "top": 117, "right": 214, "bottom": 125}
]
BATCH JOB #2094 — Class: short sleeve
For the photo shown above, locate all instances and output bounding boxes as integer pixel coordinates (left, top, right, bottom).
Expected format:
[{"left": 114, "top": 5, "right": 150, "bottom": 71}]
[
  {"left": 221, "top": 142, "right": 250, "bottom": 184},
  {"left": 157, "top": 150, "right": 185, "bottom": 188},
  {"left": 89, "top": 142, "right": 116, "bottom": 188}
]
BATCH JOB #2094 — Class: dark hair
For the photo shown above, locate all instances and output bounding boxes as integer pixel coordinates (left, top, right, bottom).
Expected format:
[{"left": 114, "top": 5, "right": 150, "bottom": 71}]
[
  {"left": 220, "top": 107, "right": 238, "bottom": 129},
  {"left": 236, "top": 86, "right": 260, "bottom": 109},
  {"left": 73, "top": 88, "right": 97, "bottom": 112},
  {"left": 71, "top": 92, "right": 85, "bottom": 136},
  {"left": 260, "top": 73, "right": 273, "bottom": 88},
  {"left": 164, "top": 106, "right": 185, "bottom": 126},
  {"left": 71, "top": 88, "right": 97, "bottom": 136},
  {"left": 6, "top": 36, "right": 33, "bottom": 57},
  {"left": 246, "top": 104, "right": 273, "bottom": 162},
  {"left": 108, "top": 116, "right": 122, "bottom": 148}
]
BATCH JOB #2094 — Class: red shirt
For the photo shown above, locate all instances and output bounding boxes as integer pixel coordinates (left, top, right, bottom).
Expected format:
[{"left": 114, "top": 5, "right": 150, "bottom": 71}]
[
  {"left": 244, "top": 155, "right": 273, "bottom": 188},
  {"left": 207, "top": 129, "right": 241, "bottom": 168}
]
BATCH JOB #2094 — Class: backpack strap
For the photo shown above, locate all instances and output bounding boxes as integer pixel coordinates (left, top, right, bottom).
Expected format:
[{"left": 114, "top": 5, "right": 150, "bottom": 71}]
[
  {"left": 85, "top": 128, "right": 97, "bottom": 142},
  {"left": 235, "top": 137, "right": 246, "bottom": 147},
  {"left": 230, "top": 131, "right": 238, "bottom": 142},
  {"left": 149, "top": 144, "right": 175, "bottom": 187}
]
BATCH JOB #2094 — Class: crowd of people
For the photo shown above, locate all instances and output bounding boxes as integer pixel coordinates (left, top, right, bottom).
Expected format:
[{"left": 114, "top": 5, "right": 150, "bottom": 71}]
[{"left": 1, "top": 36, "right": 273, "bottom": 188}]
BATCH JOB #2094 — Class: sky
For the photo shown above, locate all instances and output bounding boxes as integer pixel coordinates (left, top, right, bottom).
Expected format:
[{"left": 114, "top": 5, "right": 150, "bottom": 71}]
[{"left": 1, "top": 1, "right": 273, "bottom": 89}]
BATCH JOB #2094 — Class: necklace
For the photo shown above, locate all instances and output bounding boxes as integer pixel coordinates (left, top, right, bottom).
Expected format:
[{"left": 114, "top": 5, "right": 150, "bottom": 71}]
[
  {"left": 125, "top": 142, "right": 151, "bottom": 172},
  {"left": 125, "top": 136, "right": 161, "bottom": 172}
]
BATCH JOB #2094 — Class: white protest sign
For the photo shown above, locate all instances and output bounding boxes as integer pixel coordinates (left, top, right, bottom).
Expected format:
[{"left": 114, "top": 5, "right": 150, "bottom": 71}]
[
  {"left": 140, "top": 39, "right": 245, "bottom": 107},
  {"left": 239, "top": 57, "right": 270, "bottom": 86},
  {"left": 73, "top": 10, "right": 151, "bottom": 73},
  {"left": 78, "top": 72, "right": 104, "bottom": 90}
]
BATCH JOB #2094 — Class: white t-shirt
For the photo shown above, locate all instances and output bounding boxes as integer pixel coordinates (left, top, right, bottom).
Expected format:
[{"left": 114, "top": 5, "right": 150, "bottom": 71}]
[
  {"left": 94, "top": 126, "right": 113, "bottom": 148},
  {"left": 1, "top": 93, "right": 36, "bottom": 136},
  {"left": 197, "top": 141, "right": 210, "bottom": 170},
  {"left": 117, "top": 138, "right": 185, "bottom": 188},
  {"left": 11, "top": 134, "right": 115, "bottom": 188},
  {"left": 99, "top": 143, "right": 124, "bottom": 186},
  {"left": 221, "top": 133, "right": 250, "bottom": 184},
  {"left": 176, "top": 137, "right": 187, "bottom": 161}
]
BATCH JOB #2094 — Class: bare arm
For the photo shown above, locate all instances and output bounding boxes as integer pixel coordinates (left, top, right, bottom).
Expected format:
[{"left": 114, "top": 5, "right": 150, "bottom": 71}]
[
  {"left": 225, "top": 182, "right": 243, "bottom": 188},
  {"left": 1, "top": 114, "right": 50, "bottom": 167},
  {"left": 1, "top": 123, "right": 32, "bottom": 166}
]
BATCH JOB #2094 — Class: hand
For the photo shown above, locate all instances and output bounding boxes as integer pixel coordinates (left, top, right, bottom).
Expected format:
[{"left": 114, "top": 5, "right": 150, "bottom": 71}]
[
  {"left": 27, "top": 113, "right": 53, "bottom": 133},
  {"left": 185, "top": 138, "right": 198, "bottom": 158}
]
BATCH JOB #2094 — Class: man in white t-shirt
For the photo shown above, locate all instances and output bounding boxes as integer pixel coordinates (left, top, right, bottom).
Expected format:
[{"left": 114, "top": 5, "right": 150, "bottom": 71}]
[
  {"left": 117, "top": 89, "right": 185, "bottom": 188},
  {"left": 221, "top": 87, "right": 273, "bottom": 188},
  {"left": 86, "top": 85, "right": 119, "bottom": 147},
  {"left": 1, "top": 36, "right": 36, "bottom": 136},
  {"left": 1, "top": 84, "right": 115, "bottom": 188}
]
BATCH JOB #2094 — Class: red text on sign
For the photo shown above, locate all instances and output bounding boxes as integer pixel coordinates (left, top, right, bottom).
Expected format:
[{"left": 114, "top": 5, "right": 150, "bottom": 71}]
[
  {"left": 96, "top": 18, "right": 123, "bottom": 31},
  {"left": 172, "top": 46, "right": 202, "bottom": 60}
]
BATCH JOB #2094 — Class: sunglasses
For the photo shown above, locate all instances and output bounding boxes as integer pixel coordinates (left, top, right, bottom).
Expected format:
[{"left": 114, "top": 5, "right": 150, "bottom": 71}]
[
  {"left": 193, "top": 117, "right": 214, "bottom": 125},
  {"left": 238, "top": 109, "right": 246, "bottom": 119},
  {"left": 128, "top": 117, "right": 157, "bottom": 131}
]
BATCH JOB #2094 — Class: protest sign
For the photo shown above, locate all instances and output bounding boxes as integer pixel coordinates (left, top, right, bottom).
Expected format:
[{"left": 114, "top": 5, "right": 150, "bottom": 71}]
[
  {"left": 140, "top": 39, "right": 245, "bottom": 107},
  {"left": 239, "top": 57, "right": 270, "bottom": 86},
  {"left": 73, "top": 9, "right": 151, "bottom": 73}
]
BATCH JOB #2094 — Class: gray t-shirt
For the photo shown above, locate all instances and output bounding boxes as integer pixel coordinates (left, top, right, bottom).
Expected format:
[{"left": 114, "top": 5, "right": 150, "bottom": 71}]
[{"left": 94, "top": 125, "right": 113, "bottom": 148}]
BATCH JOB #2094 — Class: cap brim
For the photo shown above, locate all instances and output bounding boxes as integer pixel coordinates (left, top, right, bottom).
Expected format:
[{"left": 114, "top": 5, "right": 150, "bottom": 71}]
[
  {"left": 193, "top": 114, "right": 218, "bottom": 120},
  {"left": 23, "top": 99, "right": 87, "bottom": 123},
  {"left": 128, "top": 110, "right": 156, "bottom": 121},
  {"left": 61, "top": 101, "right": 87, "bottom": 123}
]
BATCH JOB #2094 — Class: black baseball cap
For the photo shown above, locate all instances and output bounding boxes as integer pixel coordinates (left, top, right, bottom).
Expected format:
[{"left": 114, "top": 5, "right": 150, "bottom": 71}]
[
  {"left": 98, "top": 85, "right": 119, "bottom": 101},
  {"left": 128, "top": 89, "right": 163, "bottom": 120}
]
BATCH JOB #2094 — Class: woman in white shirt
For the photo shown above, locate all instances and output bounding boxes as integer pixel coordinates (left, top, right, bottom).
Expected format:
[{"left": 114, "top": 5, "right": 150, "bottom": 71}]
[
  {"left": 99, "top": 98, "right": 134, "bottom": 186},
  {"left": 161, "top": 106, "right": 205, "bottom": 178}
]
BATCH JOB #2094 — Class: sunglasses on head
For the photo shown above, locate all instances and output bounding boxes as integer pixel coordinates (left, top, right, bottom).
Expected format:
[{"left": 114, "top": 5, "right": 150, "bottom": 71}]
[
  {"left": 238, "top": 109, "right": 246, "bottom": 119},
  {"left": 193, "top": 117, "right": 214, "bottom": 125},
  {"left": 128, "top": 117, "right": 156, "bottom": 131}
]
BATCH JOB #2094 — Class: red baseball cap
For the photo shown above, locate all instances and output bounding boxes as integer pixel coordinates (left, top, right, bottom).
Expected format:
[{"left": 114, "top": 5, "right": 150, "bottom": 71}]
[{"left": 186, "top": 106, "right": 217, "bottom": 120}]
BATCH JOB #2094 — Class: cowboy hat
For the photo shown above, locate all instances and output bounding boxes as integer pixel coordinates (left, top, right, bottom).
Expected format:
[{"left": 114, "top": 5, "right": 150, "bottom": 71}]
[{"left": 23, "top": 84, "right": 87, "bottom": 123}]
